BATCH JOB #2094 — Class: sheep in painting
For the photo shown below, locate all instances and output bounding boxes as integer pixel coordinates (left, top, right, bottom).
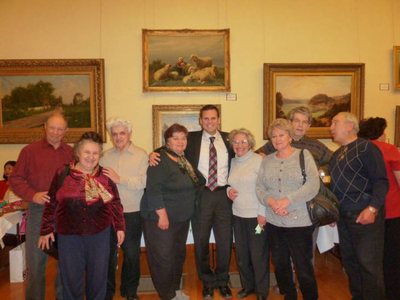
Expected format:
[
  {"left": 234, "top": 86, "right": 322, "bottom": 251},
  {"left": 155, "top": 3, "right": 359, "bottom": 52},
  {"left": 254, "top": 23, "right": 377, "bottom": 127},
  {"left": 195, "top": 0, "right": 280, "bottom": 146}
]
[
  {"left": 169, "top": 71, "right": 179, "bottom": 80},
  {"left": 192, "top": 65, "right": 219, "bottom": 84},
  {"left": 187, "top": 66, "right": 197, "bottom": 75},
  {"left": 183, "top": 74, "right": 194, "bottom": 83},
  {"left": 189, "top": 54, "right": 212, "bottom": 70},
  {"left": 182, "top": 63, "right": 194, "bottom": 74},
  {"left": 154, "top": 64, "right": 171, "bottom": 81}
]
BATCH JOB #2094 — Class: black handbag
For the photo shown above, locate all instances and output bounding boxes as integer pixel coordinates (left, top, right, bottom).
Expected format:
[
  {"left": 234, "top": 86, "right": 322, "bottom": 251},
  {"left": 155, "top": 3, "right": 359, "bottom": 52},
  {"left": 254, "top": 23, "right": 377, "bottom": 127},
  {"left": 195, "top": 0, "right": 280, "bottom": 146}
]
[
  {"left": 299, "top": 150, "right": 340, "bottom": 227},
  {"left": 41, "top": 164, "right": 69, "bottom": 260}
]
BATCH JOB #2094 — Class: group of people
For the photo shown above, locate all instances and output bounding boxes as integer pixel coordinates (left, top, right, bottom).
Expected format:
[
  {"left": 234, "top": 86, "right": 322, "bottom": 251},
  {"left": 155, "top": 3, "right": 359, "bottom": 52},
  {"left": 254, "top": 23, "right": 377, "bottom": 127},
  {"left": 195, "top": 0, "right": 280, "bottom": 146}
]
[{"left": 4, "top": 103, "right": 399, "bottom": 300}]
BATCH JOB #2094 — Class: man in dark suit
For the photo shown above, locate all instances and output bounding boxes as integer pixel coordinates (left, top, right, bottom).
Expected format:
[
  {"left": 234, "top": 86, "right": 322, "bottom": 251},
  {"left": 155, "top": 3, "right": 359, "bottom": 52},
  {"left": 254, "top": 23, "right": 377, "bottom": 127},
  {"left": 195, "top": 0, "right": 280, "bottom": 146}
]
[{"left": 150, "top": 105, "right": 234, "bottom": 299}]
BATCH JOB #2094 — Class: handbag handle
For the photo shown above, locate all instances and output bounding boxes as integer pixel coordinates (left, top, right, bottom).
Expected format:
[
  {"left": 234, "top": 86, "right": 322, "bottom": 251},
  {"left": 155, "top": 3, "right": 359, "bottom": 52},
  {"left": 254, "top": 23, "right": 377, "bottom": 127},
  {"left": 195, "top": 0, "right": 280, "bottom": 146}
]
[{"left": 299, "top": 149, "right": 306, "bottom": 185}]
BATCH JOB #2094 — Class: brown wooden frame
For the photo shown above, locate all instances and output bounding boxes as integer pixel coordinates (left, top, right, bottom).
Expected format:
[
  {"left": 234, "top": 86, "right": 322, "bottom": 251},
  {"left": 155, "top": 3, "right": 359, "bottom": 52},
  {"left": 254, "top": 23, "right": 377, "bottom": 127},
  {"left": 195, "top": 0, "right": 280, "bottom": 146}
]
[
  {"left": 0, "top": 59, "right": 106, "bottom": 144},
  {"left": 395, "top": 106, "right": 400, "bottom": 147},
  {"left": 263, "top": 63, "right": 365, "bottom": 139},
  {"left": 152, "top": 104, "right": 221, "bottom": 149},
  {"left": 394, "top": 46, "right": 400, "bottom": 90},
  {"left": 143, "top": 29, "right": 230, "bottom": 93}
]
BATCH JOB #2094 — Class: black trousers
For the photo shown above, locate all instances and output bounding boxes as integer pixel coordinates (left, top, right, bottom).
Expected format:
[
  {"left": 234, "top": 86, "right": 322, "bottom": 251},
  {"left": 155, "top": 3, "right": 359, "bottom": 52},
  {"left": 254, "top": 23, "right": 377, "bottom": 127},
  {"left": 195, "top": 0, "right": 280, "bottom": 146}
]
[
  {"left": 106, "top": 211, "right": 142, "bottom": 298},
  {"left": 267, "top": 223, "right": 318, "bottom": 300},
  {"left": 233, "top": 216, "right": 270, "bottom": 297},
  {"left": 383, "top": 216, "right": 400, "bottom": 300},
  {"left": 191, "top": 187, "right": 233, "bottom": 287},
  {"left": 338, "top": 209, "right": 385, "bottom": 300},
  {"left": 142, "top": 218, "right": 190, "bottom": 300}
]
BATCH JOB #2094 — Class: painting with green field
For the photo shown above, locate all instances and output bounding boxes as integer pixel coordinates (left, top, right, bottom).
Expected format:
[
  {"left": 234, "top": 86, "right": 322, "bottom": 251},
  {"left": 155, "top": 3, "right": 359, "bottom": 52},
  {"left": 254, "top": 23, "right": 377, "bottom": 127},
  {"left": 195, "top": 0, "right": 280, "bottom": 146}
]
[{"left": 1, "top": 74, "right": 91, "bottom": 129}]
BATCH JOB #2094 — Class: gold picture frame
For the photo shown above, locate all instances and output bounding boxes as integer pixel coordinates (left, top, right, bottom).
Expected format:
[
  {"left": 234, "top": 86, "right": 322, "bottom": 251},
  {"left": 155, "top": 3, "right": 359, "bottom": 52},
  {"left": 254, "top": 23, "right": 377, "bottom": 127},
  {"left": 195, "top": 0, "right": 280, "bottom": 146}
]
[
  {"left": 143, "top": 29, "right": 230, "bottom": 93},
  {"left": 152, "top": 104, "right": 222, "bottom": 149},
  {"left": 394, "top": 46, "right": 400, "bottom": 90},
  {"left": 0, "top": 59, "right": 106, "bottom": 144},
  {"left": 263, "top": 63, "right": 365, "bottom": 139},
  {"left": 395, "top": 106, "right": 400, "bottom": 147}
]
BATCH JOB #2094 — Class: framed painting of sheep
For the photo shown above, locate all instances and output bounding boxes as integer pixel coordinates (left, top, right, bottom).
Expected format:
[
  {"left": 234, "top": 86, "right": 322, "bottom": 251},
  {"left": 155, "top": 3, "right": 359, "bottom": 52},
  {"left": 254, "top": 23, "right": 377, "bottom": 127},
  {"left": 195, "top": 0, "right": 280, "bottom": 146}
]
[
  {"left": 263, "top": 63, "right": 365, "bottom": 139},
  {"left": 143, "top": 29, "right": 230, "bottom": 92},
  {"left": 0, "top": 59, "right": 106, "bottom": 144},
  {"left": 152, "top": 104, "right": 221, "bottom": 148},
  {"left": 394, "top": 46, "right": 400, "bottom": 90}
]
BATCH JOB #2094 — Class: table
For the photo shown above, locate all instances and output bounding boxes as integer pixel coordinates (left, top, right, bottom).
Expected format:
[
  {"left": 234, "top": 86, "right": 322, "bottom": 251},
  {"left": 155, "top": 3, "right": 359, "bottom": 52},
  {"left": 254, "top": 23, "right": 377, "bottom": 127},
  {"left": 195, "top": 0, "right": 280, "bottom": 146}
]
[{"left": 0, "top": 211, "right": 23, "bottom": 248}]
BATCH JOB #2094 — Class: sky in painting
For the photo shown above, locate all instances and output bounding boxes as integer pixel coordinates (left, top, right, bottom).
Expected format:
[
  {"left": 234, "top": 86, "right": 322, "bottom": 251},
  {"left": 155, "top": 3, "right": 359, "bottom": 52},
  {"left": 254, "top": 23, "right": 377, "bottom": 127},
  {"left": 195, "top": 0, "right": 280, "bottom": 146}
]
[
  {"left": 276, "top": 75, "right": 352, "bottom": 100},
  {"left": 148, "top": 35, "right": 225, "bottom": 67},
  {"left": 1, "top": 74, "right": 90, "bottom": 105}
]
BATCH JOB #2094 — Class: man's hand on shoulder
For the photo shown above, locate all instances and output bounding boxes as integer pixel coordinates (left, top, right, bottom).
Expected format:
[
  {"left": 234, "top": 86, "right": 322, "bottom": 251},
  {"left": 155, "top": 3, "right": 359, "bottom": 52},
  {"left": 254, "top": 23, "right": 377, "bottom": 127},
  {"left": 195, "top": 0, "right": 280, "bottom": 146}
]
[
  {"left": 149, "top": 152, "right": 161, "bottom": 166},
  {"left": 103, "top": 167, "right": 120, "bottom": 184},
  {"left": 33, "top": 192, "right": 50, "bottom": 204}
]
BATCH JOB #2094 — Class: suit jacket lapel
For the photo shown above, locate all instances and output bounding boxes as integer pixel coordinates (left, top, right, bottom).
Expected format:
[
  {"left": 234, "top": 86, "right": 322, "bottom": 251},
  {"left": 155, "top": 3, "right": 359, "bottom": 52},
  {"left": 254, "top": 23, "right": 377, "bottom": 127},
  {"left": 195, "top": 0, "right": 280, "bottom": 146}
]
[{"left": 194, "top": 130, "right": 203, "bottom": 168}]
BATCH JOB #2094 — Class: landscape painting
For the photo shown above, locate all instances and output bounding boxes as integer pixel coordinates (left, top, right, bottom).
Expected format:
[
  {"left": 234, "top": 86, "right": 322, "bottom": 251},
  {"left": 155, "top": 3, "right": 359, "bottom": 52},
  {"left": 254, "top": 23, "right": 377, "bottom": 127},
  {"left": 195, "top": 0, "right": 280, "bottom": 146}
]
[
  {"left": 2, "top": 74, "right": 91, "bottom": 129},
  {"left": 152, "top": 104, "right": 221, "bottom": 149},
  {"left": 0, "top": 59, "right": 106, "bottom": 144},
  {"left": 275, "top": 75, "right": 352, "bottom": 127},
  {"left": 143, "top": 29, "right": 230, "bottom": 92},
  {"left": 264, "top": 63, "right": 365, "bottom": 139}
]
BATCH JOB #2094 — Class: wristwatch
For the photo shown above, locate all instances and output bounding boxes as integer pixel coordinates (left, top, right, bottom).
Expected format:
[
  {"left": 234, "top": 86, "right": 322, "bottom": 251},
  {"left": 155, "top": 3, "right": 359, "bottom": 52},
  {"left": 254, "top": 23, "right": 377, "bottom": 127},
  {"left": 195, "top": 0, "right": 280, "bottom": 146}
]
[{"left": 368, "top": 206, "right": 378, "bottom": 216}]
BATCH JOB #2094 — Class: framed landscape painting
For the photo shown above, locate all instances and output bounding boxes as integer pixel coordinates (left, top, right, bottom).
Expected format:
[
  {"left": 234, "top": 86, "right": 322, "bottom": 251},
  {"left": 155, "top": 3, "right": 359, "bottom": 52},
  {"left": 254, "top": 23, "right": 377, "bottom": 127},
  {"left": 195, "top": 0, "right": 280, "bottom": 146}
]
[
  {"left": 152, "top": 104, "right": 221, "bottom": 149},
  {"left": 0, "top": 59, "right": 106, "bottom": 144},
  {"left": 263, "top": 63, "right": 365, "bottom": 139},
  {"left": 143, "top": 29, "right": 230, "bottom": 93},
  {"left": 394, "top": 46, "right": 400, "bottom": 90}
]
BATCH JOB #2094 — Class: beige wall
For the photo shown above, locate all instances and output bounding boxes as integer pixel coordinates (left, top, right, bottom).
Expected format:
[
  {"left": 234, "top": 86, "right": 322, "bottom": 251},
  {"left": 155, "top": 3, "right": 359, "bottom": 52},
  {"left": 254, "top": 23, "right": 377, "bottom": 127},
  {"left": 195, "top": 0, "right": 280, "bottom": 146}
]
[{"left": 1, "top": 0, "right": 400, "bottom": 169}]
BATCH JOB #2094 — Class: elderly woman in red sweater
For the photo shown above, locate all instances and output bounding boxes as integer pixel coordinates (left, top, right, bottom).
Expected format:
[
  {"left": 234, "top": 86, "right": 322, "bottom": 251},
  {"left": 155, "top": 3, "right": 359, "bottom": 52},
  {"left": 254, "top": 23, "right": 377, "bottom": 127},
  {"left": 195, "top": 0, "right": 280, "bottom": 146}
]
[{"left": 39, "top": 132, "right": 125, "bottom": 300}]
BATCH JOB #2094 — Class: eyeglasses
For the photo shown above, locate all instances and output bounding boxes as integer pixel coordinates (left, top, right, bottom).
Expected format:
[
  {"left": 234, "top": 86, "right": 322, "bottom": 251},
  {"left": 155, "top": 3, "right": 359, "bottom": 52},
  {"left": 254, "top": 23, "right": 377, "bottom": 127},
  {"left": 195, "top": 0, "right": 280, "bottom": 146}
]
[{"left": 233, "top": 140, "right": 248, "bottom": 145}]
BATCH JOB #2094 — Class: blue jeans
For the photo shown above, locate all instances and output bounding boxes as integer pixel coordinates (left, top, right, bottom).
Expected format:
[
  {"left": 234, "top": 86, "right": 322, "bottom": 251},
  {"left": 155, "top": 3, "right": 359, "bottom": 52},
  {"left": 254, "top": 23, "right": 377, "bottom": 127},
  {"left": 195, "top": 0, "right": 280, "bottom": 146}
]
[
  {"left": 25, "top": 202, "right": 63, "bottom": 300},
  {"left": 267, "top": 223, "right": 318, "bottom": 300},
  {"left": 106, "top": 212, "right": 142, "bottom": 298},
  {"left": 338, "top": 209, "right": 385, "bottom": 300}
]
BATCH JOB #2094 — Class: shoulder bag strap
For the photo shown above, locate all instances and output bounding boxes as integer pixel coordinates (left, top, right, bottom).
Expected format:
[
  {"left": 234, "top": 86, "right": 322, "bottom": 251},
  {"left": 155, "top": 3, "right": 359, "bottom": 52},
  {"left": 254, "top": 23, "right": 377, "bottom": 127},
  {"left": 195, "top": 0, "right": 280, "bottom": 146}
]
[
  {"left": 299, "top": 149, "right": 306, "bottom": 185},
  {"left": 57, "top": 164, "right": 70, "bottom": 191}
]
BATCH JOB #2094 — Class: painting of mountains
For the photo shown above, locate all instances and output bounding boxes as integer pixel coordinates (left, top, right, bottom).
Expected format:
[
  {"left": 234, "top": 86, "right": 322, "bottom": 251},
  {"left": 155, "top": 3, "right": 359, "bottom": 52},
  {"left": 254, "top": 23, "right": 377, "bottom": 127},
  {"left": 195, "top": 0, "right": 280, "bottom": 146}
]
[{"left": 275, "top": 75, "right": 352, "bottom": 127}]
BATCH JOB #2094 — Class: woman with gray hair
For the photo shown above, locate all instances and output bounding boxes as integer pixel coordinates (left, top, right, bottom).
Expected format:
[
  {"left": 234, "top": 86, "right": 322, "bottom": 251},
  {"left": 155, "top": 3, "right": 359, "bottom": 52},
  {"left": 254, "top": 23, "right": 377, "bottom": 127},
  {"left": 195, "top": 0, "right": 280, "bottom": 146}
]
[
  {"left": 256, "top": 119, "right": 319, "bottom": 300},
  {"left": 227, "top": 128, "right": 269, "bottom": 300}
]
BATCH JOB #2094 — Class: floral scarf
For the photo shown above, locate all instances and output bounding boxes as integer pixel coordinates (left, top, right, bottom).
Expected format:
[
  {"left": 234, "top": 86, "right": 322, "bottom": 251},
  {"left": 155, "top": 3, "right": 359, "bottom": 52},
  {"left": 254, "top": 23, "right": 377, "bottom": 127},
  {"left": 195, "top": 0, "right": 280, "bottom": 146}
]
[{"left": 70, "top": 162, "right": 113, "bottom": 205}]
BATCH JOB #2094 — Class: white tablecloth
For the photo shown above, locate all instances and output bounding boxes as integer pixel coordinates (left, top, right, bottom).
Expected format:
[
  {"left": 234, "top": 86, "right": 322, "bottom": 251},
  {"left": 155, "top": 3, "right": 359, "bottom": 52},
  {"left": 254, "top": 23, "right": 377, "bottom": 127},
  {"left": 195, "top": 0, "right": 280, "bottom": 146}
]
[
  {"left": 0, "top": 211, "right": 23, "bottom": 248},
  {"left": 316, "top": 224, "right": 339, "bottom": 253}
]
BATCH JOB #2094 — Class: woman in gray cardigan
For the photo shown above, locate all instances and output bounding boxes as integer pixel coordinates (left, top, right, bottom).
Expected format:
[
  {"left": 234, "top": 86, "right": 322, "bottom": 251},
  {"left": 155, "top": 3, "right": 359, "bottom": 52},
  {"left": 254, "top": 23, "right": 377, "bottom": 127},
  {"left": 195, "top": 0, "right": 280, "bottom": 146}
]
[
  {"left": 227, "top": 128, "right": 269, "bottom": 300},
  {"left": 256, "top": 119, "right": 319, "bottom": 300}
]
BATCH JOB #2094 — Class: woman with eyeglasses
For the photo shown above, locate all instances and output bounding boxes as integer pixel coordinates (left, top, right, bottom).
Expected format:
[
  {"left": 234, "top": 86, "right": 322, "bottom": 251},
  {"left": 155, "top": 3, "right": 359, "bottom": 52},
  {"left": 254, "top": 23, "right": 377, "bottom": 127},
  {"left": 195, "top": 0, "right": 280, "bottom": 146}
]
[
  {"left": 141, "top": 123, "right": 198, "bottom": 300},
  {"left": 256, "top": 119, "right": 319, "bottom": 300},
  {"left": 227, "top": 128, "right": 269, "bottom": 300}
]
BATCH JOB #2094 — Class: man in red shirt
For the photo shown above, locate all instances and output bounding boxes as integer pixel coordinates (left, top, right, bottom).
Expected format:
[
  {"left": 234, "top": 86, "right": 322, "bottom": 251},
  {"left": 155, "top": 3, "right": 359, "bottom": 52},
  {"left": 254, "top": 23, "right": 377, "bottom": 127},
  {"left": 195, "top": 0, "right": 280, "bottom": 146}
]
[{"left": 9, "top": 113, "right": 73, "bottom": 300}]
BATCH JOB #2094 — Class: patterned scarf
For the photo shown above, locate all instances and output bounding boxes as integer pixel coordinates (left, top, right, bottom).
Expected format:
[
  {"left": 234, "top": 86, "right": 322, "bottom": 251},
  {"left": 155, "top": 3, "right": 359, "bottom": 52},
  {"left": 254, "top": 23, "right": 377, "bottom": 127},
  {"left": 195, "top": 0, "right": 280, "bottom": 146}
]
[
  {"left": 162, "top": 148, "right": 199, "bottom": 186},
  {"left": 70, "top": 162, "right": 113, "bottom": 205}
]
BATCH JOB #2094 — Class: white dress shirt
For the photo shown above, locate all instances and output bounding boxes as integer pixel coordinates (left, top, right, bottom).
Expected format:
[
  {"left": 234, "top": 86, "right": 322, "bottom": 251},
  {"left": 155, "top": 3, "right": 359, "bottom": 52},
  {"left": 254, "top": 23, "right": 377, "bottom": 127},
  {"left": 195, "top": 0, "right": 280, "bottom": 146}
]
[{"left": 198, "top": 131, "right": 229, "bottom": 187}]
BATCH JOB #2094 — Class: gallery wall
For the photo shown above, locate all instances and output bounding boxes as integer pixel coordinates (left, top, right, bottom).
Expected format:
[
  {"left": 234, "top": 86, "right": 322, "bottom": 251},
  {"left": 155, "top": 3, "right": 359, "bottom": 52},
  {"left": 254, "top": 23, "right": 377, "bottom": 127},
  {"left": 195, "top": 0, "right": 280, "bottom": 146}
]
[{"left": 0, "top": 0, "right": 399, "bottom": 169}]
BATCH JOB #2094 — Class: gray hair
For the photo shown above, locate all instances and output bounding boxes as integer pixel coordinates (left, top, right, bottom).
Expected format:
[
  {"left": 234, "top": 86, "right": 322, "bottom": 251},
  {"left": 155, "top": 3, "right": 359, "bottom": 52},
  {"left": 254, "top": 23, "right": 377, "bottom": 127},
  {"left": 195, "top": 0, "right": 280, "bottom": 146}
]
[
  {"left": 337, "top": 112, "right": 359, "bottom": 134},
  {"left": 228, "top": 128, "right": 256, "bottom": 150},
  {"left": 268, "top": 118, "right": 294, "bottom": 139},
  {"left": 106, "top": 117, "right": 132, "bottom": 134},
  {"left": 287, "top": 106, "right": 312, "bottom": 123}
]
